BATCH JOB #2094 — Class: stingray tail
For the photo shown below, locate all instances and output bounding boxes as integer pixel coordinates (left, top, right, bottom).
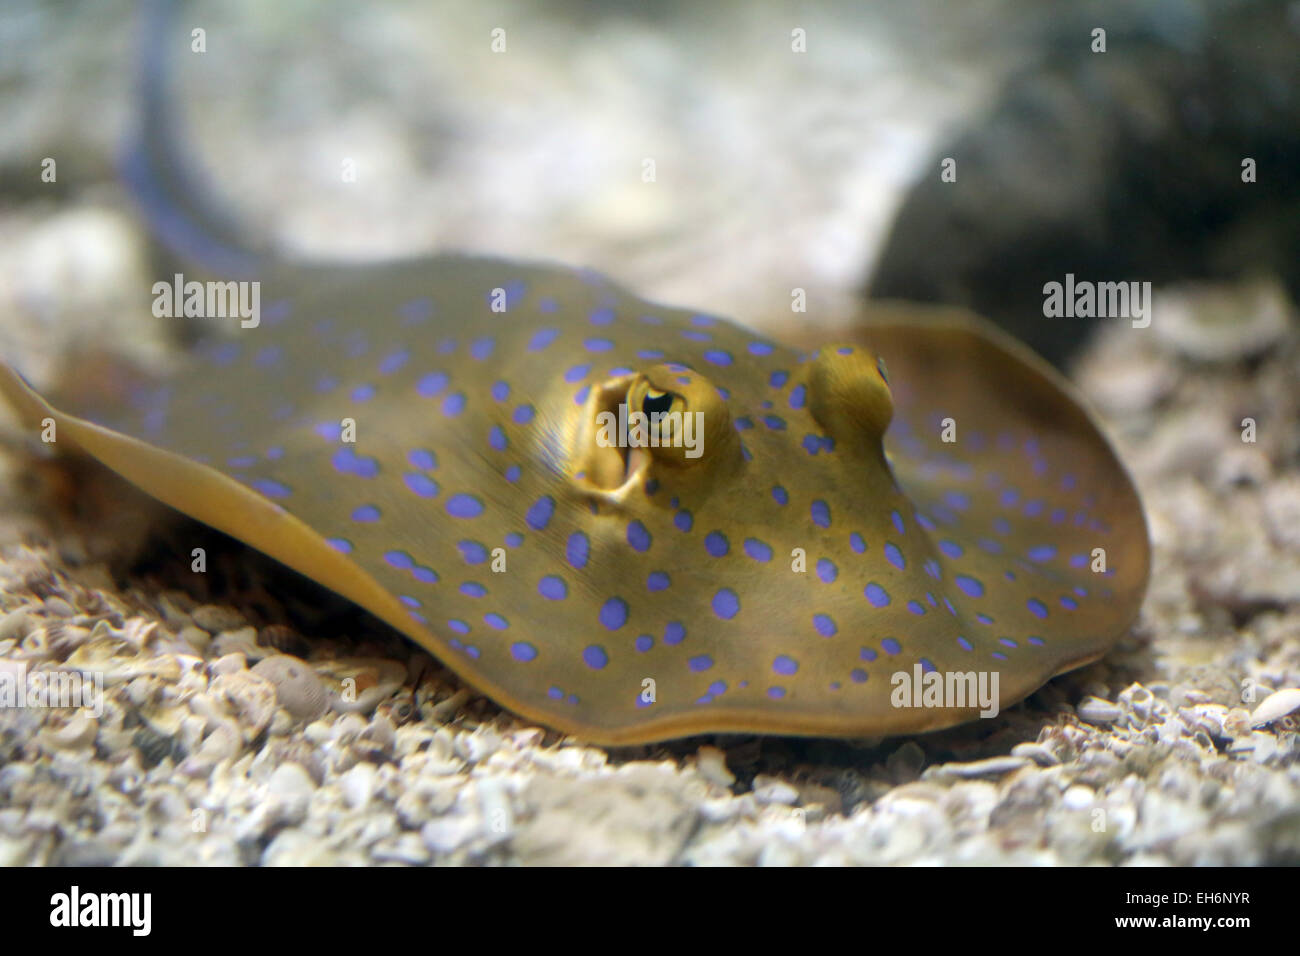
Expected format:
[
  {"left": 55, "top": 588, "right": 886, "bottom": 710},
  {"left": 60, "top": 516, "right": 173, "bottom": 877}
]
[{"left": 117, "top": 0, "right": 265, "bottom": 279}]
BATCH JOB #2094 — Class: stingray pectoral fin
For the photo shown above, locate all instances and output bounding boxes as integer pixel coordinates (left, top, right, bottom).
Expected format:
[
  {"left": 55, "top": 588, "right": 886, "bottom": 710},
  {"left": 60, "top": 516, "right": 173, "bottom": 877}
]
[
  {"left": 1, "top": 361, "right": 481, "bottom": 684},
  {"left": 0, "top": 361, "right": 403, "bottom": 619}
]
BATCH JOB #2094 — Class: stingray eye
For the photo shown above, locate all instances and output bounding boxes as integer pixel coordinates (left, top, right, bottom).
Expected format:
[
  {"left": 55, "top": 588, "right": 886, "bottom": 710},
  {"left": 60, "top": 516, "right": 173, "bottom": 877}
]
[
  {"left": 876, "top": 356, "right": 889, "bottom": 385},
  {"left": 626, "top": 364, "right": 735, "bottom": 468},
  {"left": 642, "top": 388, "right": 676, "bottom": 417}
]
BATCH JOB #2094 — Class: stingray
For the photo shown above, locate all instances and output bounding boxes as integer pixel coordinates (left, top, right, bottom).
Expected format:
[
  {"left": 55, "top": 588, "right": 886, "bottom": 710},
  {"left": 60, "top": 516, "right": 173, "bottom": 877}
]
[{"left": 0, "top": 11, "right": 1149, "bottom": 746}]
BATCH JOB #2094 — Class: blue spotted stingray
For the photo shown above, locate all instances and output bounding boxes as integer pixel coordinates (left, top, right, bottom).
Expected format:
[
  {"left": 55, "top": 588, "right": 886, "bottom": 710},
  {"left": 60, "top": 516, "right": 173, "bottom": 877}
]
[{"left": 0, "top": 8, "right": 1149, "bottom": 745}]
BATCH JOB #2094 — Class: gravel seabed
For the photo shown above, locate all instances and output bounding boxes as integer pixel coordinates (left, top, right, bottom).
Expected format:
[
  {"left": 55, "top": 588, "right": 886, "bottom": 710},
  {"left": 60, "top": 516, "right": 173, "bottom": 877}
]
[{"left": 2, "top": 1, "right": 1298, "bottom": 866}]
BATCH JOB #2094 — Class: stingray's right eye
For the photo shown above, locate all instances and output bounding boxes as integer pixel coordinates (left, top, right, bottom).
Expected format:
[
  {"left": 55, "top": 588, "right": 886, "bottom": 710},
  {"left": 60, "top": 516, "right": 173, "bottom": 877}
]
[{"left": 642, "top": 388, "right": 675, "bottom": 417}]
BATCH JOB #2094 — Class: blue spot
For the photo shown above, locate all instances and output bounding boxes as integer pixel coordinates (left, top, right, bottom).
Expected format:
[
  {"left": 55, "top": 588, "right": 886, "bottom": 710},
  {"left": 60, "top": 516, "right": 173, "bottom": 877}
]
[
  {"left": 1027, "top": 544, "right": 1057, "bottom": 562},
  {"left": 743, "top": 538, "right": 773, "bottom": 562},
  {"left": 955, "top": 575, "right": 984, "bottom": 598},
  {"left": 734, "top": 417, "right": 754, "bottom": 431},
  {"left": 938, "top": 540, "right": 963, "bottom": 558},
  {"left": 689, "top": 655, "right": 714, "bottom": 673},
  {"left": 813, "top": 614, "right": 837, "bottom": 637},
  {"left": 384, "top": 550, "right": 413, "bottom": 569},
  {"left": 789, "top": 384, "right": 807, "bottom": 409},
  {"left": 404, "top": 473, "right": 439, "bottom": 497},
  {"left": 327, "top": 538, "right": 353, "bottom": 554},
  {"left": 564, "top": 363, "right": 591, "bottom": 383},
  {"left": 811, "top": 500, "right": 831, "bottom": 528},
  {"left": 1027, "top": 598, "right": 1049, "bottom": 619},
  {"left": 457, "top": 540, "right": 489, "bottom": 564},
  {"left": 712, "top": 588, "right": 740, "bottom": 620},
  {"left": 416, "top": 372, "right": 448, "bottom": 397},
  {"left": 460, "top": 582, "right": 487, "bottom": 598},
  {"left": 884, "top": 543, "right": 905, "bottom": 570},
  {"left": 442, "top": 392, "right": 466, "bottom": 417},
  {"left": 769, "top": 370, "right": 789, "bottom": 388},
  {"left": 944, "top": 491, "right": 971, "bottom": 511},
  {"left": 635, "top": 635, "right": 654, "bottom": 653},
  {"left": 907, "top": 601, "right": 926, "bottom": 616},
  {"left": 538, "top": 576, "right": 567, "bottom": 600},
  {"left": 664, "top": 621, "right": 685, "bottom": 645},
  {"left": 333, "top": 447, "right": 379, "bottom": 478},
  {"left": 446, "top": 494, "right": 484, "bottom": 518},
  {"left": 511, "top": 643, "right": 538, "bottom": 662},
  {"left": 254, "top": 346, "right": 283, "bottom": 368},
  {"left": 647, "top": 571, "right": 670, "bottom": 591},
  {"left": 816, "top": 558, "right": 837, "bottom": 582},
  {"left": 705, "top": 532, "right": 729, "bottom": 557},
  {"left": 528, "top": 328, "right": 560, "bottom": 352},
  {"left": 599, "top": 598, "right": 628, "bottom": 631},
  {"left": 865, "top": 583, "right": 890, "bottom": 607},
  {"left": 351, "top": 504, "right": 380, "bottom": 522},
  {"left": 414, "top": 566, "right": 438, "bottom": 584},
  {"left": 637, "top": 348, "right": 665, "bottom": 360},
  {"left": 491, "top": 381, "right": 510, "bottom": 402},
  {"left": 850, "top": 532, "right": 866, "bottom": 553},
  {"left": 767, "top": 686, "right": 786, "bottom": 699},
  {"left": 772, "top": 486, "right": 789, "bottom": 505},
  {"left": 748, "top": 341, "right": 775, "bottom": 356},
  {"left": 408, "top": 449, "right": 438, "bottom": 470},
  {"left": 379, "top": 349, "right": 410, "bottom": 375},
  {"left": 470, "top": 337, "right": 495, "bottom": 360},
  {"left": 773, "top": 655, "right": 798, "bottom": 676},
  {"left": 567, "top": 532, "right": 589, "bottom": 569},
  {"left": 627, "top": 521, "right": 652, "bottom": 552},
  {"left": 526, "top": 496, "right": 556, "bottom": 531},
  {"left": 584, "top": 337, "right": 614, "bottom": 352},
  {"left": 674, "top": 510, "right": 693, "bottom": 532},
  {"left": 251, "top": 477, "right": 292, "bottom": 499},
  {"left": 513, "top": 404, "right": 536, "bottom": 424},
  {"left": 582, "top": 646, "right": 609, "bottom": 670},
  {"left": 588, "top": 307, "right": 615, "bottom": 326},
  {"left": 881, "top": 638, "right": 901, "bottom": 655},
  {"left": 890, "top": 510, "right": 905, "bottom": 535},
  {"left": 484, "top": 613, "right": 509, "bottom": 631},
  {"left": 489, "top": 426, "right": 508, "bottom": 451},
  {"left": 504, "top": 465, "right": 521, "bottom": 482},
  {"left": 448, "top": 619, "right": 470, "bottom": 635},
  {"left": 763, "top": 415, "right": 787, "bottom": 430}
]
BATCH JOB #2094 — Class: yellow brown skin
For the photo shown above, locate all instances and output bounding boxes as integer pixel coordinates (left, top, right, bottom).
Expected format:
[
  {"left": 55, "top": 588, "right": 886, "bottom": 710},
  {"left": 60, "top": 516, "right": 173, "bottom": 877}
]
[{"left": 0, "top": 263, "right": 1150, "bottom": 745}]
